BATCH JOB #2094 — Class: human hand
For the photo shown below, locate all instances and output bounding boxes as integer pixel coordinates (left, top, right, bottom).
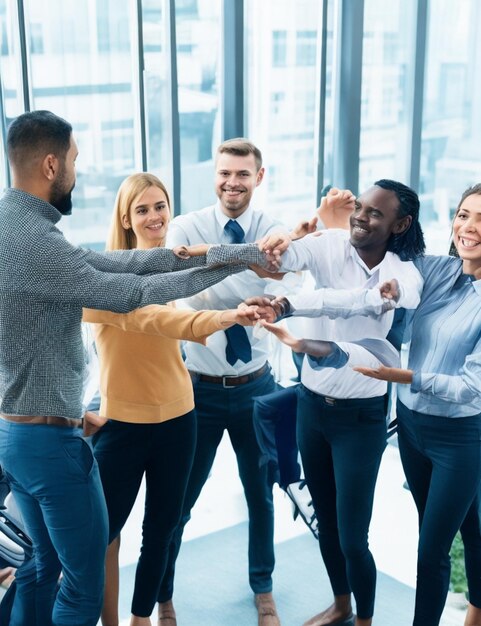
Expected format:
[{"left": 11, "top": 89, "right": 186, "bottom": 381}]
[
  {"left": 239, "top": 296, "right": 279, "bottom": 323},
  {"left": 379, "top": 279, "right": 400, "bottom": 302},
  {"left": 353, "top": 365, "right": 413, "bottom": 384},
  {"left": 257, "top": 232, "right": 291, "bottom": 257},
  {"left": 83, "top": 411, "right": 108, "bottom": 437},
  {"left": 317, "top": 187, "right": 355, "bottom": 230},
  {"left": 290, "top": 216, "right": 319, "bottom": 240},
  {"left": 259, "top": 320, "right": 304, "bottom": 352},
  {"left": 249, "top": 265, "right": 287, "bottom": 280},
  {"left": 173, "top": 243, "right": 210, "bottom": 258},
  {"left": 220, "top": 305, "right": 260, "bottom": 327},
  {"left": 241, "top": 296, "right": 291, "bottom": 322}
]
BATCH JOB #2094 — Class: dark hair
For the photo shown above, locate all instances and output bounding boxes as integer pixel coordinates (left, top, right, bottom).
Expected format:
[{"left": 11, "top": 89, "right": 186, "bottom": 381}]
[
  {"left": 7, "top": 110, "right": 72, "bottom": 168},
  {"left": 216, "top": 137, "right": 263, "bottom": 171},
  {"left": 374, "top": 178, "right": 425, "bottom": 261},
  {"left": 449, "top": 183, "right": 481, "bottom": 256}
]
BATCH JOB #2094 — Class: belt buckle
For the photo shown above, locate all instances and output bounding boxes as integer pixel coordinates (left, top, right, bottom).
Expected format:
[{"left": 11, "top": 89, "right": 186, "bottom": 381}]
[
  {"left": 222, "top": 375, "right": 238, "bottom": 389},
  {"left": 324, "top": 396, "right": 336, "bottom": 406}
]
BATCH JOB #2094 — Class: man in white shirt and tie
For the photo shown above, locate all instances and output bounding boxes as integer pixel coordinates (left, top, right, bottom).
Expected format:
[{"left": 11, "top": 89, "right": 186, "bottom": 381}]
[{"left": 157, "top": 138, "right": 289, "bottom": 626}]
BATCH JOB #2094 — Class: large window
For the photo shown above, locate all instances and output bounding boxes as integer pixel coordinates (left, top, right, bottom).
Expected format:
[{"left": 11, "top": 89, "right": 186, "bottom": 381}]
[
  {"left": 0, "top": 0, "right": 479, "bottom": 251},
  {"left": 175, "top": 0, "right": 220, "bottom": 214},
  {"left": 419, "top": 0, "right": 481, "bottom": 253},
  {"left": 359, "top": 0, "right": 416, "bottom": 192},
  {"left": 19, "top": 0, "right": 139, "bottom": 248},
  {"left": 245, "top": 0, "right": 322, "bottom": 228}
]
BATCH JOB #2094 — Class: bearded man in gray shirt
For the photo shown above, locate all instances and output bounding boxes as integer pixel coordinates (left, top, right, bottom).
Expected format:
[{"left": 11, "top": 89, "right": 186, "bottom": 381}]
[{"left": 0, "top": 110, "right": 271, "bottom": 626}]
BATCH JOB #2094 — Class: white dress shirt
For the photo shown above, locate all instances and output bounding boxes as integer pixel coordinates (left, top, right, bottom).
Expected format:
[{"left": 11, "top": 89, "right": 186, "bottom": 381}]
[
  {"left": 280, "top": 229, "right": 423, "bottom": 398},
  {"left": 166, "top": 202, "right": 298, "bottom": 376}
]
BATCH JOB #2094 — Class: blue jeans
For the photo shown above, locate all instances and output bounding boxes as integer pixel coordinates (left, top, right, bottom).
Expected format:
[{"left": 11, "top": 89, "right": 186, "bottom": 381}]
[
  {"left": 397, "top": 401, "right": 481, "bottom": 626},
  {"left": 297, "top": 385, "right": 387, "bottom": 619},
  {"left": 158, "top": 368, "right": 277, "bottom": 601},
  {"left": 93, "top": 411, "right": 196, "bottom": 617},
  {"left": 0, "top": 420, "right": 108, "bottom": 626}
]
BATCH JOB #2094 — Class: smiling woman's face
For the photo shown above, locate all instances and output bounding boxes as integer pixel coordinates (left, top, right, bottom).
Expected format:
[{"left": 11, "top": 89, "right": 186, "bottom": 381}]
[
  {"left": 121, "top": 185, "right": 170, "bottom": 250},
  {"left": 453, "top": 193, "right": 481, "bottom": 277}
]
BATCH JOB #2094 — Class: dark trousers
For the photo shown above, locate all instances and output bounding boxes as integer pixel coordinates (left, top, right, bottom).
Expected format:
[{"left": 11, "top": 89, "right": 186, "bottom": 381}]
[
  {"left": 397, "top": 401, "right": 481, "bottom": 626},
  {"left": 158, "top": 369, "right": 277, "bottom": 601},
  {"left": 297, "top": 385, "right": 387, "bottom": 619},
  {"left": 93, "top": 411, "right": 196, "bottom": 617},
  {"left": 0, "top": 420, "right": 108, "bottom": 626},
  {"left": 252, "top": 384, "right": 301, "bottom": 489}
]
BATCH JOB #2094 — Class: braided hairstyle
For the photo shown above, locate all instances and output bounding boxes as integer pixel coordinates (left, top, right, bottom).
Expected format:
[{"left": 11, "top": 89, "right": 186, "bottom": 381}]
[
  {"left": 449, "top": 183, "right": 481, "bottom": 257},
  {"left": 374, "top": 179, "right": 425, "bottom": 261}
]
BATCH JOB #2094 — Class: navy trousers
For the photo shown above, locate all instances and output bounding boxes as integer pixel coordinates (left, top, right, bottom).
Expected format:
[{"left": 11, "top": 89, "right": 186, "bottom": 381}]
[
  {"left": 0, "top": 420, "right": 108, "bottom": 626},
  {"left": 158, "top": 368, "right": 277, "bottom": 601},
  {"left": 297, "top": 385, "right": 387, "bottom": 619},
  {"left": 93, "top": 411, "right": 196, "bottom": 617},
  {"left": 397, "top": 401, "right": 481, "bottom": 626}
]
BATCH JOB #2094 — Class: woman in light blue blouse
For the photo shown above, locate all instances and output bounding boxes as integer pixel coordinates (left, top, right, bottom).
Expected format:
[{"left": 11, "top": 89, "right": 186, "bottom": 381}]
[{"left": 356, "top": 183, "right": 481, "bottom": 626}]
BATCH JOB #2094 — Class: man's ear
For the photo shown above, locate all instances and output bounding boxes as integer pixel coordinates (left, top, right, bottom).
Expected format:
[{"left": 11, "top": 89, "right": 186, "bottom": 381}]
[
  {"left": 256, "top": 167, "right": 265, "bottom": 187},
  {"left": 394, "top": 214, "right": 412, "bottom": 235},
  {"left": 42, "top": 154, "right": 58, "bottom": 181}
]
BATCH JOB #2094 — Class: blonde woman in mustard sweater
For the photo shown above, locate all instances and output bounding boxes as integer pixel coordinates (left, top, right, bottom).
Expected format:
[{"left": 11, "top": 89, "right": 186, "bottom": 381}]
[{"left": 83, "top": 173, "right": 260, "bottom": 626}]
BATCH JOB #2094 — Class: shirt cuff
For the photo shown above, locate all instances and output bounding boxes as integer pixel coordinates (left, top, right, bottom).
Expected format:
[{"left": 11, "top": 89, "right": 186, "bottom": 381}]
[
  {"left": 307, "top": 344, "right": 349, "bottom": 370},
  {"left": 411, "top": 370, "right": 422, "bottom": 393}
]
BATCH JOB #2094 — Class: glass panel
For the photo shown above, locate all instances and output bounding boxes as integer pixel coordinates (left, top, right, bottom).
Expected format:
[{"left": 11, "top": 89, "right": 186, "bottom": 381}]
[
  {"left": 420, "top": 0, "right": 481, "bottom": 254},
  {"left": 175, "top": 0, "right": 220, "bottom": 214},
  {"left": 245, "top": 0, "right": 323, "bottom": 228},
  {"left": 321, "top": 3, "right": 335, "bottom": 188},
  {"left": 0, "top": 0, "right": 25, "bottom": 189},
  {"left": 359, "top": 0, "right": 416, "bottom": 193},
  {"left": 142, "top": 0, "right": 172, "bottom": 195},
  {"left": 22, "top": 0, "right": 139, "bottom": 248}
]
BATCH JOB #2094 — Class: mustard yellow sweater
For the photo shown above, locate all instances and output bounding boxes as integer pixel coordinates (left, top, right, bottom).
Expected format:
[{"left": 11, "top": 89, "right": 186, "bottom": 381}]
[{"left": 82, "top": 304, "right": 228, "bottom": 424}]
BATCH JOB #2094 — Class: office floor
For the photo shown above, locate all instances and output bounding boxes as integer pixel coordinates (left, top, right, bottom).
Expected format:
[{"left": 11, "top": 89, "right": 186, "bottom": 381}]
[{"left": 115, "top": 437, "right": 466, "bottom": 626}]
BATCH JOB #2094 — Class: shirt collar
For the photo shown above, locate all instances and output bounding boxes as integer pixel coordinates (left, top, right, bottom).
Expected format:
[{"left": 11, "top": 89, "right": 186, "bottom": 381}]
[
  {"left": 214, "top": 200, "right": 254, "bottom": 236},
  {"left": 348, "top": 243, "right": 383, "bottom": 276},
  {"left": 4, "top": 188, "right": 62, "bottom": 224},
  {"left": 470, "top": 277, "right": 481, "bottom": 296}
]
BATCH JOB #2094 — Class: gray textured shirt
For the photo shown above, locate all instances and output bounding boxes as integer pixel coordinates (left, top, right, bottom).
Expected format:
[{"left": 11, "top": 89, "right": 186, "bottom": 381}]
[{"left": 0, "top": 188, "right": 265, "bottom": 419}]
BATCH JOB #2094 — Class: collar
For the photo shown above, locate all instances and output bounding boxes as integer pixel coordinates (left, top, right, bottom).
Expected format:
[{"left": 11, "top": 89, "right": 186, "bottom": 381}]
[
  {"left": 467, "top": 274, "right": 481, "bottom": 296},
  {"left": 348, "top": 243, "right": 383, "bottom": 277},
  {"left": 214, "top": 200, "right": 254, "bottom": 235},
  {"left": 4, "top": 188, "right": 62, "bottom": 224}
]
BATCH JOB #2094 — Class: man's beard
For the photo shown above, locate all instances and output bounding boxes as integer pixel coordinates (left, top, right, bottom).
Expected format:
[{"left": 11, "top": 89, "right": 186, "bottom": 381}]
[
  {"left": 51, "top": 190, "right": 73, "bottom": 215},
  {"left": 50, "top": 177, "right": 74, "bottom": 215}
]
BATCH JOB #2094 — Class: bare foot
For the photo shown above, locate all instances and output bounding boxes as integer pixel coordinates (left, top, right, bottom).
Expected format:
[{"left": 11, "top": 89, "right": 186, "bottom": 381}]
[
  {"left": 303, "top": 601, "right": 353, "bottom": 626},
  {"left": 130, "top": 615, "right": 152, "bottom": 626},
  {"left": 158, "top": 600, "right": 177, "bottom": 625}
]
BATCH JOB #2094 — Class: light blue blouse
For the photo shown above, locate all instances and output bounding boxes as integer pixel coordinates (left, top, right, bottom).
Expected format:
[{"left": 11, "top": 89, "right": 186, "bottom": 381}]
[{"left": 398, "top": 255, "right": 481, "bottom": 418}]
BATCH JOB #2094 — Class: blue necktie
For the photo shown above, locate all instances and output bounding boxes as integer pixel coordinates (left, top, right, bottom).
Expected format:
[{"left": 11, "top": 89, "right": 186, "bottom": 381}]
[
  {"left": 223, "top": 220, "right": 252, "bottom": 366},
  {"left": 224, "top": 218, "right": 245, "bottom": 244}
]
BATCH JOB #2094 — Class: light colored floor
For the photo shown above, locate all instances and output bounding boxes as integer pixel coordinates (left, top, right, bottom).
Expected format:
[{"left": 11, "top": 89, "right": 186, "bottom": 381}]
[
  {"left": 0, "top": 432, "right": 466, "bottom": 624},
  {"left": 116, "top": 435, "right": 466, "bottom": 626}
]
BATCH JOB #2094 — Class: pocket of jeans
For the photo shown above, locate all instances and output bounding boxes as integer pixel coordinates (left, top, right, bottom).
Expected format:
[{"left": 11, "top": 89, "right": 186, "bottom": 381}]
[{"left": 62, "top": 435, "right": 95, "bottom": 478}]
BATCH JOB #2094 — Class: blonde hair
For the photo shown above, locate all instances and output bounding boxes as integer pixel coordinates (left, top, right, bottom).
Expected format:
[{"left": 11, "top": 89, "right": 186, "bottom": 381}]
[{"left": 106, "top": 173, "right": 171, "bottom": 251}]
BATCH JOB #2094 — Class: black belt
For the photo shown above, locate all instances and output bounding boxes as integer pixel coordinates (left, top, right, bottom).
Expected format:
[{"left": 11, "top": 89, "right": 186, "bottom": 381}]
[
  {"left": 299, "top": 385, "right": 384, "bottom": 407},
  {"left": 189, "top": 363, "right": 269, "bottom": 388}
]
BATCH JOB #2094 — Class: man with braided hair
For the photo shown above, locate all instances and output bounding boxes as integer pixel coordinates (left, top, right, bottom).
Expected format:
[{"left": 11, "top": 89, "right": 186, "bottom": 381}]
[{"left": 258, "top": 180, "right": 425, "bottom": 626}]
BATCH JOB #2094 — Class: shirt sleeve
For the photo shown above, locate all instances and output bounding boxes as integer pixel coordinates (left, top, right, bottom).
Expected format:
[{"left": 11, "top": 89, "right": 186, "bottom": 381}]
[
  {"left": 14, "top": 232, "right": 261, "bottom": 312},
  {"left": 279, "top": 233, "right": 329, "bottom": 271},
  {"left": 307, "top": 342, "right": 389, "bottom": 371},
  {"left": 411, "top": 340, "right": 481, "bottom": 405},
  {"left": 83, "top": 305, "right": 228, "bottom": 343},
  {"left": 289, "top": 286, "right": 392, "bottom": 318}
]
